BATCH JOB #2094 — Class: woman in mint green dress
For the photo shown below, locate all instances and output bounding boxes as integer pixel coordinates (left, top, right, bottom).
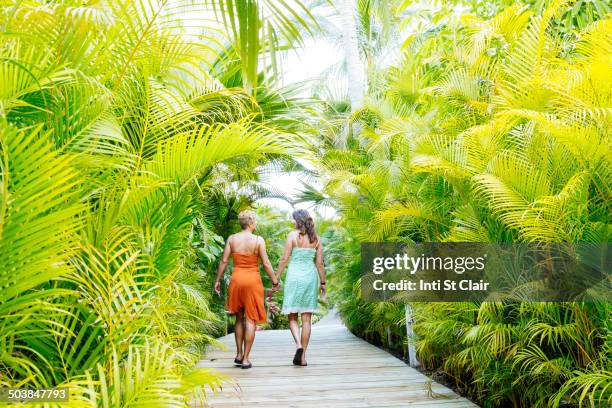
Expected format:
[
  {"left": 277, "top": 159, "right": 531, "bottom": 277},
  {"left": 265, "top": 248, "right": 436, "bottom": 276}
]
[{"left": 275, "top": 209, "right": 326, "bottom": 366}]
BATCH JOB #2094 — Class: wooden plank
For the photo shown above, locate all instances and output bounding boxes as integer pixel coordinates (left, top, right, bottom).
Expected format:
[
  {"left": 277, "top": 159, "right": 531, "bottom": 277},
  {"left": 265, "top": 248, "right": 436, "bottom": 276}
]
[{"left": 195, "top": 312, "right": 478, "bottom": 407}]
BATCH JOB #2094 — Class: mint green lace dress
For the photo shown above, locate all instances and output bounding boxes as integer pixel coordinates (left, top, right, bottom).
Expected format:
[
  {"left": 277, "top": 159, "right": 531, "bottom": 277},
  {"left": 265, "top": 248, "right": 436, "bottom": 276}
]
[{"left": 281, "top": 247, "right": 319, "bottom": 314}]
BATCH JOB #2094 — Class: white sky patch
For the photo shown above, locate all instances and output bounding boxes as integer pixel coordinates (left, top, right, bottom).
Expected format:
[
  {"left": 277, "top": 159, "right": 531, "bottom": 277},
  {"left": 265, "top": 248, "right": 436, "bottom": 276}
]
[{"left": 280, "top": 37, "right": 341, "bottom": 87}]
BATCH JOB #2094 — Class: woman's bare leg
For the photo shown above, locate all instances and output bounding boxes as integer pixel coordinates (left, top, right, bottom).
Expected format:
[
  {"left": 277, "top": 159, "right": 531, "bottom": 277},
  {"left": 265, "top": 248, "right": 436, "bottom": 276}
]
[
  {"left": 300, "top": 312, "right": 312, "bottom": 364},
  {"left": 242, "top": 317, "right": 257, "bottom": 365},
  {"left": 234, "top": 310, "right": 244, "bottom": 360},
  {"left": 288, "top": 313, "right": 302, "bottom": 348}
]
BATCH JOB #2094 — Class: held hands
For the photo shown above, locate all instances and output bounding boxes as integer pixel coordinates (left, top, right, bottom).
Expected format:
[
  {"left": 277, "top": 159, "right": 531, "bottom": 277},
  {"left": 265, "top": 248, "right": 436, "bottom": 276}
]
[
  {"left": 271, "top": 278, "right": 281, "bottom": 293},
  {"left": 320, "top": 282, "right": 326, "bottom": 298}
]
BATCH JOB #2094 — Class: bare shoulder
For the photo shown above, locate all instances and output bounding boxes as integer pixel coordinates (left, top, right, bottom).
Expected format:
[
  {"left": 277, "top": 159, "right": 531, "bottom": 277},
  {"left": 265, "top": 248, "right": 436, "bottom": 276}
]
[
  {"left": 316, "top": 237, "right": 323, "bottom": 249},
  {"left": 253, "top": 234, "right": 264, "bottom": 247}
]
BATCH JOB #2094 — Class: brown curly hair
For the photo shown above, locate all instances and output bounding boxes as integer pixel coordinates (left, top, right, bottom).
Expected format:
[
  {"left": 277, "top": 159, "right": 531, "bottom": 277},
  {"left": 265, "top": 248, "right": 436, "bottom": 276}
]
[{"left": 292, "top": 209, "right": 318, "bottom": 244}]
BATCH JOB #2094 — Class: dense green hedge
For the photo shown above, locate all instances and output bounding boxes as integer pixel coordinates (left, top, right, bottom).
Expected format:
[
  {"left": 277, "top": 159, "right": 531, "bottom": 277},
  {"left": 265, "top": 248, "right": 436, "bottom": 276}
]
[{"left": 319, "top": 1, "right": 611, "bottom": 407}]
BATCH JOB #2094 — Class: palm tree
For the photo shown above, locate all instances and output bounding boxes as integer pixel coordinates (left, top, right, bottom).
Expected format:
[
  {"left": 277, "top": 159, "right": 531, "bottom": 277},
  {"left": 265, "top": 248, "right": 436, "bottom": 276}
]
[
  {"left": 201, "top": 0, "right": 320, "bottom": 93},
  {"left": 338, "top": 0, "right": 366, "bottom": 109},
  {"left": 0, "top": 0, "right": 311, "bottom": 405},
  {"left": 313, "top": 0, "right": 612, "bottom": 406}
]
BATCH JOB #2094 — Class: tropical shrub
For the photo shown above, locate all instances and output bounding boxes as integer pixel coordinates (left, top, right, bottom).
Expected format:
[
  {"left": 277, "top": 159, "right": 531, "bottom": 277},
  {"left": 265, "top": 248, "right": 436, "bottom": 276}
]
[
  {"left": 315, "top": 1, "right": 611, "bottom": 406},
  {"left": 0, "top": 0, "right": 313, "bottom": 405}
]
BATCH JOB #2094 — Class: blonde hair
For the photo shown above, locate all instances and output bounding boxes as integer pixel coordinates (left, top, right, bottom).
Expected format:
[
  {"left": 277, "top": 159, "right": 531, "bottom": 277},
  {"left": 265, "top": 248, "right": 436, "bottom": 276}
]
[{"left": 238, "top": 210, "right": 257, "bottom": 229}]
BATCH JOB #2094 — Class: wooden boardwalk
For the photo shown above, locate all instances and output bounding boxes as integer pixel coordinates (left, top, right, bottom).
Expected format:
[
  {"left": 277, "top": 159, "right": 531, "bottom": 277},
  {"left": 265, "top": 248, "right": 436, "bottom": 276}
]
[{"left": 198, "top": 312, "right": 478, "bottom": 407}]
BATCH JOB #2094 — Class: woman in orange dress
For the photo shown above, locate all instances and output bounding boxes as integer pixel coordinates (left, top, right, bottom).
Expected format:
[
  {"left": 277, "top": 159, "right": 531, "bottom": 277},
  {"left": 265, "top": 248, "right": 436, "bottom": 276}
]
[{"left": 214, "top": 210, "right": 279, "bottom": 369}]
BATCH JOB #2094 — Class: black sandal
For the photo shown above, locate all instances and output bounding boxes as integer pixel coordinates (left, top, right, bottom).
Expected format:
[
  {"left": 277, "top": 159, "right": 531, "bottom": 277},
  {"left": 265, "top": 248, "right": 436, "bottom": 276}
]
[
  {"left": 293, "top": 348, "right": 303, "bottom": 366},
  {"left": 241, "top": 362, "right": 252, "bottom": 369},
  {"left": 234, "top": 358, "right": 243, "bottom": 366}
]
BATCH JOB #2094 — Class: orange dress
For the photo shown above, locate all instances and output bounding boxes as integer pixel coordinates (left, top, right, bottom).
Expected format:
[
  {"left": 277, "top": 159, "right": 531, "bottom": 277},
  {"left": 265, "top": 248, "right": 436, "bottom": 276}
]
[{"left": 227, "top": 253, "right": 267, "bottom": 324}]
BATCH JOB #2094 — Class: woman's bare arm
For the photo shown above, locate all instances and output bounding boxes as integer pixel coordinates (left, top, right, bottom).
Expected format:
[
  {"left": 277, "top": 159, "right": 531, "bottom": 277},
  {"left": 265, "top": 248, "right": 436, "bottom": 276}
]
[
  {"left": 275, "top": 233, "right": 294, "bottom": 280},
  {"left": 258, "top": 237, "right": 278, "bottom": 285},
  {"left": 214, "top": 236, "right": 232, "bottom": 294},
  {"left": 315, "top": 242, "right": 326, "bottom": 295},
  {"left": 315, "top": 241, "right": 325, "bottom": 283}
]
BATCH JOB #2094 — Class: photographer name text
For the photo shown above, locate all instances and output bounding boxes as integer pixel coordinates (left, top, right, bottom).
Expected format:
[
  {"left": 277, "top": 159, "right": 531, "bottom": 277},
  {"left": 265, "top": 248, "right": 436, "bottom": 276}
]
[{"left": 372, "top": 279, "right": 490, "bottom": 291}]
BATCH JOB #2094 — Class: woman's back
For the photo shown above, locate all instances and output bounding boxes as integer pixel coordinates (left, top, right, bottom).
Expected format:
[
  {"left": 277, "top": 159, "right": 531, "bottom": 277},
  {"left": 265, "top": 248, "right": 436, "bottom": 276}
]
[
  {"left": 289, "top": 247, "right": 316, "bottom": 264},
  {"left": 213, "top": 209, "right": 279, "bottom": 369},
  {"left": 277, "top": 209, "right": 326, "bottom": 367},
  {"left": 288, "top": 232, "right": 317, "bottom": 263},
  {"left": 282, "top": 231, "right": 320, "bottom": 314},
  {"left": 230, "top": 232, "right": 260, "bottom": 255},
  {"left": 293, "top": 231, "right": 318, "bottom": 249},
  {"left": 227, "top": 232, "right": 266, "bottom": 324}
]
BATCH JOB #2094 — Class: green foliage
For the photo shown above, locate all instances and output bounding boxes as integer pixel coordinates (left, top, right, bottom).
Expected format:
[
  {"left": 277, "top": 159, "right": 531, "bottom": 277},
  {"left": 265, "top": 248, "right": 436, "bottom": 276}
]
[
  {"left": 203, "top": 0, "right": 319, "bottom": 92},
  {"left": 0, "top": 0, "right": 308, "bottom": 406},
  {"left": 316, "top": 1, "right": 611, "bottom": 406},
  {"left": 2, "top": 0, "right": 610, "bottom": 406}
]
